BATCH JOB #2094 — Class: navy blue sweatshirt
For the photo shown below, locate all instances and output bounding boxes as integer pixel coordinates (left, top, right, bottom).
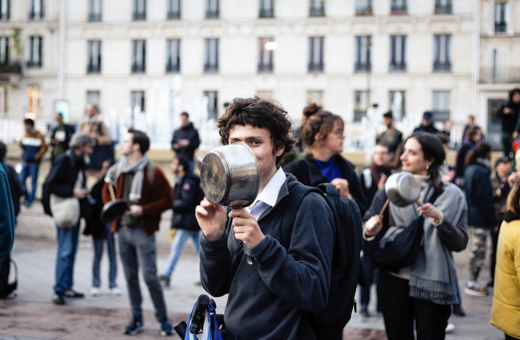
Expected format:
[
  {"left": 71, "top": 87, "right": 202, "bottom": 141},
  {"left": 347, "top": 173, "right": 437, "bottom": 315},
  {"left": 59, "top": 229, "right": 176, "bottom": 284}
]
[{"left": 200, "top": 174, "right": 335, "bottom": 340}]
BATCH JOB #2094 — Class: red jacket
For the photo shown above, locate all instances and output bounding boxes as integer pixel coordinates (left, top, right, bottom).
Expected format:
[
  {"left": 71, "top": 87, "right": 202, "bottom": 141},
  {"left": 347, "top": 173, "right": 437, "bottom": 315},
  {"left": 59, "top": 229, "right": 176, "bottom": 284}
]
[{"left": 102, "top": 163, "right": 173, "bottom": 235}]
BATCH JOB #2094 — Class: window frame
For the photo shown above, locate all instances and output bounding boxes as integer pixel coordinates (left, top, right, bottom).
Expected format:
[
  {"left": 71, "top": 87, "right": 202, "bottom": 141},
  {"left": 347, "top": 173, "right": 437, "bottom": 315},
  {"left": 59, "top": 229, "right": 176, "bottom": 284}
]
[
  {"left": 204, "top": 90, "right": 218, "bottom": 121},
  {"left": 204, "top": 38, "right": 219, "bottom": 73},
  {"left": 88, "top": 0, "right": 102, "bottom": 22},
  {"left": 131, "top": 91, "right": 145, "bottom": 114},
  {"left": 167, "top": 0, "right": 181, "bottom": 20},
  {"left": 432, "top": 90, "right": 450, "bottom": 123},
  {"left": 26, "top": 36, "right": 42, "bottom": 68},
  {"left": 390, "top": 0, "right": 407, "bottom": 15},
  {"left": 309, "top": 0, "right": 325, "bottom": 17},
  {"left": 258, "top": 37, "right": 274, "bottom": 73},
  {"left": 0, "top": 0, "right": 10, "bottom": 21},
  {"left": 389, "top": 35, "right": 406, "bottom": 72},
  {"left": 28, "top": 0, "right": 43, "bottom": 20},
  {"left": 87, "top": 40, "right": 102, "bottom": 74},
  {"left": 166, "top": 39, "right": 181, "bottom": 73},
  {"left": 259, "top": 0, "right": 274, "bottom": 18},
  {"left": 433, "top": 34, "right": 451, "bottom": 73},
  {"left": 355, "top": 36, "right": 371, "bottom": 73},
  {"left": 133, "top": 0, "right": 146, "bottom": 21},
  {"left": 354, "top": 90, "right": 370, "bottom": 122},
  {"left": 308, "top": 37, "right": 324, "bottom": 73},
  {"left": 434, "top": 0, "right": 452, "bottom": 15},
  {"left": 131, "top": 40, "right": 146, "bottom": 74},
  {"left": 356, "top": 0, "right": 373, "bottom": 16},
  {"left": 206, "top": 0, "right": 219, "bottom": 19}
]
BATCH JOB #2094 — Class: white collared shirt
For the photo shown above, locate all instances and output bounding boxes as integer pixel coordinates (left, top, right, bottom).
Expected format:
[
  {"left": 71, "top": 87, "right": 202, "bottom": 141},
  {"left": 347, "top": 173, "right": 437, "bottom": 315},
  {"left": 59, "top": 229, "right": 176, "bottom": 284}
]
[{"left": 247, "top": 167, "right": 286, "bottom": 220}]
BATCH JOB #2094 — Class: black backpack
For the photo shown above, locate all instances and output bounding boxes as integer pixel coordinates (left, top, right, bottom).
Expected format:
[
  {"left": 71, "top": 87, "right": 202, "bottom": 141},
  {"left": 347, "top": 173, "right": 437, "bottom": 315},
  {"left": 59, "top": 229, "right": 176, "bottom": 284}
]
[{"left": 280, "top": 183, "right": 363, "bottom": 339}]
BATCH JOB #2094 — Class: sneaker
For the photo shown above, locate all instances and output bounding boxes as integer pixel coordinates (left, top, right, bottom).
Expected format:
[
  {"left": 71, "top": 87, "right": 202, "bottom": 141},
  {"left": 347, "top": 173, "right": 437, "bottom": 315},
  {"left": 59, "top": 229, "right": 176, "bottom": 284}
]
[
  {"left": 359, "top": 304, "right": 369, "bottom": 317},
  {"left": 64, "top": 289, "right": 85, "bottom": 298},
  {"left": 159, "top": 319, "right": 174, "bottom": 336},
  {"left": 110, "top": 287, "right": 122, "bottom": 296},
  {"left": 52, "top": 292, "right": 65, "bottom": 305},
  {"left": 159, "top": 275, "right": 170, "bottom": 287},
  {"left": 123, "top": 316, "right": 143, "bottom": 335},
  {"left": 91, "top": 287, "right": 101, "bottom": 297},
  {"left": 463, "top": 281, "right": 488, "bottom": 297},
  {"left": 445, "top": 323, "right": 455, "bottom": 333}
]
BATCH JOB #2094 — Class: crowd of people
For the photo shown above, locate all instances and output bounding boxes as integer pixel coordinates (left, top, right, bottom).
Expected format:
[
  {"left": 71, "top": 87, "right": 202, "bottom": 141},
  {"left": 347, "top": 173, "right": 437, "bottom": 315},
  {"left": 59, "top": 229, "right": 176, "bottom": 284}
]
[{"left": 0, "top": 90, "right": 519, "bottom": 340}]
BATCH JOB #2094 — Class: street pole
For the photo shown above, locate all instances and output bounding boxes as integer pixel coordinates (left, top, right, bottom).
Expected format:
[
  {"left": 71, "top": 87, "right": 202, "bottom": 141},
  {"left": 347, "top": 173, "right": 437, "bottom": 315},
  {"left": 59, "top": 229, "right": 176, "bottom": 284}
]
[
  {"left": 58, "top": 0, "right": 67, "bottom": 100},
  {"left": 473, "top": 0, "right": 481, "bottom": 121}
]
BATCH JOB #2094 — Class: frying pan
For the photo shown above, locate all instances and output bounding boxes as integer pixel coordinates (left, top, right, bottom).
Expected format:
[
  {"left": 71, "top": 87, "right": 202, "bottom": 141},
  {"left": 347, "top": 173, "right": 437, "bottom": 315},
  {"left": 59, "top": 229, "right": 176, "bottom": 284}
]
[{"left": 100, "top": 184, "right": 130, "bottom": 223}]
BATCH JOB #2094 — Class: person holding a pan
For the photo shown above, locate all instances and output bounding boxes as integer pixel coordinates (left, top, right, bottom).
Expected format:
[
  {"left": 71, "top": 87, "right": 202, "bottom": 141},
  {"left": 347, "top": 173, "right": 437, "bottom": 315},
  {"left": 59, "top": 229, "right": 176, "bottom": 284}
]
[{"left": 363, "top": 132, "right": 468, "bottom": 340}]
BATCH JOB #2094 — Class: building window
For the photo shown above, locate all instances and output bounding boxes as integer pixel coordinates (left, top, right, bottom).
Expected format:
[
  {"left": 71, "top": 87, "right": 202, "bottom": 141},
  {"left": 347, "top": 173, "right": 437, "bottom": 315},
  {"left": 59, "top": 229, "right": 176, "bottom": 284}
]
[
  {"left": 167, "top": 0, "right": 181, "bottom": 20},
  {"left": 204, "top": 39, "right": 219, "bottom": 73},
  {"left": 0, "top": 37, "right": 8, "bottom": 65},
  {"left": 27, "top": 85, "right": 41, "bottom": 115},
  {"left": 356, "top": 0, "right": 372, "bottom": 16},
  {"left": 206, "top": 0, "right": 219, "bottom": 19},
  {"left": 87, "top": 41, "right": 101, "bottom": 74},
  {"left": 390, "top": 0, "right": 407, "bottom": 15},
  {"left": 133, "top": 0, "right": 146, "bottom": 21},
  {"left": 309, "top": 0, "right": 324, "bottom": 17},
  {"left": 390, "top": 35, "right": 406, "bottom": 72},
  {"left": 0, "top": 86, "right": 7, "bottom": 116},
  {"left": 354, "top": 90, "right": 369, "bottom": 122},
  {"left": 132, "top": 40, "right": 146, "bottom": 74},
  {"left": 28, "top": 0, "right": 43, "bottom": 20},
  {"left": 495, "top": 2, "right": 507, "bottom": 33},
  {"left": 86, "top": 90, "right": 100, "bottom": 108},
  {"left": 433, "top": 91, "right": 450, "bottom": 122},
  {"left": 257, "top": 91, "right": 273, "bottom": 100},
  {"left": 259, "top": 0, "right": 274, "bottom": 18},
  {"left": 308, "top": 37, "right": 324, "bottom": 73},
  {"left": 131, "top": 91, "right": 145, "bottom": 113},
  {"left": 433, "top": 34, "right": 451, "bottom": 72},
  {"left": 355, "top": 36, "right": 371, "bottom": 73},
  {"left": 389, "top": 91, "right": 406, "bottom": 118},
  {"left": 88, "top": 0, "right": 102, "bottom": 21},
  {"left": 435, "top": 0, "right": 452, "bottom": 15},
  {"left": 307, "top": 91, "right": 323, "bottom": 107},
  {"left": 26, "top": 36, "right": 42, "bottom": 68},
  {"left": 166, "top": 39, "right": 180, "bottom": 73},
  {"left": 0, "top": 0, "right": 10, "bottom": 20},
  {"left": 258, "top": 38, "right": 274, "bottom": 73},
  {"left": 204, "top": 91, "right": 218, "bottom": 121}
]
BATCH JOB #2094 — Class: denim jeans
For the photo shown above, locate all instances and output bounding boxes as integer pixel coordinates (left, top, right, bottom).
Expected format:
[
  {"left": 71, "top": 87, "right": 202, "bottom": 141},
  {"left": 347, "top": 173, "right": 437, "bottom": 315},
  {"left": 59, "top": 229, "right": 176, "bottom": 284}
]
[
  {"left": 118, "top": 226, "right": 168, "bottom": 322},
  {"left": 20, "top": 162, "right": 39, "bottom": 203},
  {"left": 92, "top": 223, "right": 118, "bottom": 288},
  {"left": 54, "top": 223, "right": 80, "bottom": 293},
  {"left": 163, "top": 229, "right": 200, "bottom": 279}
]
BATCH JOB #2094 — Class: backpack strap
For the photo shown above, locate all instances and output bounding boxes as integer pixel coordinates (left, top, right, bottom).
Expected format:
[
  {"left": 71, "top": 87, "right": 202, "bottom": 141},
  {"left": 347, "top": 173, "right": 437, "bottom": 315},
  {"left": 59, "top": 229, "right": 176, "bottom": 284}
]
[{"left": 280, "top": 185, "right": 324, "bottom": 249}]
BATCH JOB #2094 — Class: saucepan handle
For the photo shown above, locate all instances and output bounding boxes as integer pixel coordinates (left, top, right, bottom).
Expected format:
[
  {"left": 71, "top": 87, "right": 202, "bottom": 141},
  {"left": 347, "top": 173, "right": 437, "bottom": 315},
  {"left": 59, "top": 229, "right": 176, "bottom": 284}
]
[{"left": 232, "top": 206, "right": 253, "bottom": 265}]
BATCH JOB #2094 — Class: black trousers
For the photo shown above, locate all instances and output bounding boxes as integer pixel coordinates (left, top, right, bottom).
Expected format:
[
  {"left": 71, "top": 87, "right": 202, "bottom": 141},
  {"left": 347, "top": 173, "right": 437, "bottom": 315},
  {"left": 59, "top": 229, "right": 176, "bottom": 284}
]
[
  {"left": 379, "top": 271, "right": 452, "bottom": 340},
  {"left": 0, "top": 253, "right": 11, "bottom": 298},
  {"left": 490, "top": 225, "right": 501, "bottom": 284},
  {"left": 506, "top": 334, "right": 520, "bottom": 340}
]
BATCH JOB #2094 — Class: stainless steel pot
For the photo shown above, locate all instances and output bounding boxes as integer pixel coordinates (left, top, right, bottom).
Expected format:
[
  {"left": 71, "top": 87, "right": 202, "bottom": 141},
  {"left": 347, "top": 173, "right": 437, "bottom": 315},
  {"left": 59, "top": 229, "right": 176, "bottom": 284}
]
[
  {"left": 384, "top": 172, "right": 423, "bottom": 207},
  {"left": 200, "top": 142, "right": 260, "bottom": 208}
]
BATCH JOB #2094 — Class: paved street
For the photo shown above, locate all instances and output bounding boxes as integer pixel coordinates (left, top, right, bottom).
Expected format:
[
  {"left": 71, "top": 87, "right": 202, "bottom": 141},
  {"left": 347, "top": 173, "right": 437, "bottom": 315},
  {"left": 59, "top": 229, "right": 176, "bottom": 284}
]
[{"left": 0, "top": 204, "right": 504, "bottom": 340}]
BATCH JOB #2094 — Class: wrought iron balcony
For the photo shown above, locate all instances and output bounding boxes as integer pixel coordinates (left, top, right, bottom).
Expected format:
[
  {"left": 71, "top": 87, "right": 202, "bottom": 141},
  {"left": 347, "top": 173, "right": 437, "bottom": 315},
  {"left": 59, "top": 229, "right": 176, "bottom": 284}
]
[
  {"left": 26, "top": 60, "right": 41, "bottom": 68},
  {"left": 131, "top": 63, "right": 145, "bottom": 73},
  {"left": 204, "top": 64, "right": 219, "bottom": 73},
  {"left": 166, "top": 62, "right": 180, "bottom": 73},
  {"left": 133, "top": 12, "right": 146, "bottom": 21},
  {"left": 309, "top": 8, "right": 325, "bottom": 17},
  {"left": 87, "top": 64, "right": 101, "bottom": 74},
  {"left": 28, "top": 11, "right": 43, "bottom": 20},
  {"left": 356, "top": 5, "right": 373, "bottom": 16},
  {"left": 259, "top": 8, "right": 274, "bottom": 18},
  {"left": 88, "top": 13, "right": 101, "bottom": 22},
  {"left": 390, "top": 62, "right": 406, "bottom": 72},
  {"left": 433, "top": 62, "right": 451, "bottom": 72},
  {"left": 435, "top": 3, "right": 452, "bottom": 14},
  {"left": 355, "top": 63, "right": 371, "bottom": 73},
  {"left": 258, "top": 63, "right": 273, "bottom": 73},
  {"left": 308, "top": 63, "right": 324, "bottom": 73},
  {"left": 0, "top": 62, "right": 21, "bottom": 74},
  {"left": 480, "top": 67, "right": 520, "bottom": 84},
  {"left": 167, "top": 11, "right": 180, "bottom": 20},
  {"left": 205, "top": 10, "right": 219, "bottom": 19},
  {"left": 495, "top": 22, "right": 507, "bottom": 33},
  {"left": 390, "top": 4, "right": 407, "bottom": 15}
]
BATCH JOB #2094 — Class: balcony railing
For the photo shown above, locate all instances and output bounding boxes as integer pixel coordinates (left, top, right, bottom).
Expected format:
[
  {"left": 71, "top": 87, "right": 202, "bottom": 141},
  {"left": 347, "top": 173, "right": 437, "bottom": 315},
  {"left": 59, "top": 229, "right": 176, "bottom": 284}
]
[
  {"left": 88, "top": 13, "right": 101, "bottom": 22},
  {"left": 26, "top": 60, "right": 41, "bottom": 68},
  {"left": 433, "top": 62, "right": 451, "bottom": 72},
  {"left": 480, "top": 67, "right": 520, "bottom": 84},
  {"left": 28, "top": 11, "right": 43, "bottom": 20},
  {"left": 435, "top": 3, "right": 452, "bottom": 14},
  {"left": 204, "top": 64, "right": 218, "bottom": 73},
  {"left": 390, "top": 62, "right": 406, "bottom": 72},
  {"left": 390, "top": 4, "right": 407, "bottom": 15},
  {"left": 356, "top": 5, "right": 373, "bottom": 16},
  {"left": 133, "top": 12, "right": 146, "bottom": 21},
  {"left": 166, "top": 63, "right": 180, "bottom": 73},
  {"left": 495, "top": 22, "right": 507, "bottom": 33},
  {"left": 0, "top": 13, "right": 9, "bottom": 20},
  {"left": 0, "top": 62, "right": 21, "bottom": 74},
  {"left": 131, "top": 63, "right": 145, "bottom": 73},
  {"left": 308, "top": 63, "right": 324, "bottom": 73},
  {"left": 259, "top": 8, "right": 274, "bottom": 18},
  {"left": 167, "top": 11, "right": 180, "bottom": 20},
  {"left": 87, "top": 64, "right": 101, "bottom": 74},
  {"left": 355, "top": 63, "right": 371, "bottom": 72},
  {"left": 258, "top": 63, "right": 273, "bottom": 73},
  {"left": 205, "top": 10, "right": 219, "bottom": 19},
  {"left": 309, "top": 8, "right": 325, "bottom": 17},
  {"left": 432, "top": 110, "right": 450, "bottom": 123}
]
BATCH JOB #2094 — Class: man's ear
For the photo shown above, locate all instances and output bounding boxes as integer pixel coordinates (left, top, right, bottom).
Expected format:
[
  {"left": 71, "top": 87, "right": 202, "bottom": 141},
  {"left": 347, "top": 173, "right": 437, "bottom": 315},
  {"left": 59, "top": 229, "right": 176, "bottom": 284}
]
[{"left": 275, "top": 145, "right": 285, "bottom": 158}]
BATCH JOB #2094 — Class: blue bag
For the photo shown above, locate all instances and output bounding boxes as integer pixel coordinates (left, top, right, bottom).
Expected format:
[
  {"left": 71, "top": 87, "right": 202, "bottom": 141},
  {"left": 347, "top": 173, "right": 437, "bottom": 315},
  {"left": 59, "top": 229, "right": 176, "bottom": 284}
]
[{"left": 184, "top": 302, "right": 223, "bottom": 340}]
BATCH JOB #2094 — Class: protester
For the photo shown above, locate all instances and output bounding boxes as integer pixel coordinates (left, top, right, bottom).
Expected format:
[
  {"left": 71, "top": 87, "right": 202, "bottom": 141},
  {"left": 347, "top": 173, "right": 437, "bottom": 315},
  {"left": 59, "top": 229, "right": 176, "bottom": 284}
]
[
  {"left": 498, "top": 88, "right": 520, "bottom": 159},
  {"left": 160, "top": 154, "right": 202, "bottom": 287},
  {"left": 102, "top": 129, "right": 174, "bottom": 336},
  {"left": 413, "top": 111, "right": 440, "bottom": 134},
  {"left": 44, "top": 132, "right": 94, "bottom": 305},
  {"left": 50, "top": 113, "right": 75, "bottom": 163},
  {"left": 364, "top": 132, "right": 468, "bottom": 340},
  {"left": 490, "top": 180, "right": 520, "bottom": 340},
  {"left": 80, "top": 104, "right": 112, "bottom": 175},
  {"left": 377, "top": 111, "right": 403, "bottom": 154},
  {"left": 0, "top": 158, "right": 16, "bottom": 300},
  {"left": 284, "top": 103, "right": 368, "bottom": 215},
  {"left": 171, "top": 112, "right": 200, "bottom": 170},
  {"left": 488, "top": 156, "right": 512, "bottom": 288},
  {"left": 462, "top": 115, "right": 475, "bottom": 147},
  {"left": 19, "top": 118, "right": 48, "bottom": 207},
  {"left": 197, "top": 97, "right": 335, "bottom": 339},
  {"left": 456, "top": 125, "right": 482, "bottom": 179},
  {"left": 359, "top": 143, "right": 393, "bottom": 205},
  {"left": 0, "top": 141, "right": 25, "bottom": 218},
  {"left": 442, "top": 119, "right": 452, "bottom": 141},
  {"left": 83, "top": 160, "right": 120, "bottom": 297},
  {"left": 436, "top": 133, "right": 458, "bottom": 185},
  {"left": 462, "top": 143, "right": 497, "bottom": 296}
]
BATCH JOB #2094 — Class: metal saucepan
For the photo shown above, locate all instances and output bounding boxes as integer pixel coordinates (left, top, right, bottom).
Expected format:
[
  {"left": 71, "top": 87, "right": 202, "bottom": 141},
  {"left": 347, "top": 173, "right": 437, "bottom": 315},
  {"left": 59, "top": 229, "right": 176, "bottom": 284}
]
[
  {"left": 101, "top": 183, "right": 129, "bottom": 223},
  {"left": 379, "top": 172, "right": 423, "bottom": 216},
  {"left": 200, "top": 142, "right": 260, "bottom": 265}
]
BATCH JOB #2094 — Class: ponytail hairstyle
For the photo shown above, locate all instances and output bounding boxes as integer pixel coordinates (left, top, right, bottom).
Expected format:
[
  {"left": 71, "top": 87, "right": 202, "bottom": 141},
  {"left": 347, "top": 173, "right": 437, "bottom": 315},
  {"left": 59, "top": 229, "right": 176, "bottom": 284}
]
[
  {"left": 300, "top": 103, "right": 344, "bottom": 152},
  {"left": 406, "top": 132, "right": 446, "bottom": 191},
  {"left": 465, "top": 142, "right": 492, "bottom": 165}
]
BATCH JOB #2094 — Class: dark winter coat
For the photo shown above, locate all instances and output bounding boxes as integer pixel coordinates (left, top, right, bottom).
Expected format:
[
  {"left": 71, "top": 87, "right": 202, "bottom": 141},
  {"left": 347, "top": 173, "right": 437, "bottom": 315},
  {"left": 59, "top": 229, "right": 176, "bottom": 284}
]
[
  {"left": 456, "top": 142, "right": 475, "bottom": 178},
  {"left": 83, "top": 178, "right": 106, "bottom": 239},
  {"left": 172, "top": 174, "right": 202, "bottom": 232},
  {"left": 413, "top": 124, "right": 440, "bottom": 134},
  {"left": 283, "top": 154, "right": 368, "bottom": 215},
  {"left": 0, "top": 163, "right": 15, "bottom": 260},
  {"left": 463, "top": 162, "right": 498, "bottom": 228},
  {"left": 497, "top": 101, "right": 520, "bottom": 134},
  {"left": 172, "top": 123, "right": 200, "bottom": 161},
  {"left": 1, "top": 161, "right": 25, "bottom": 217},
  {"left": 50, "top": 124, "right": 75, "bottom": 161}
]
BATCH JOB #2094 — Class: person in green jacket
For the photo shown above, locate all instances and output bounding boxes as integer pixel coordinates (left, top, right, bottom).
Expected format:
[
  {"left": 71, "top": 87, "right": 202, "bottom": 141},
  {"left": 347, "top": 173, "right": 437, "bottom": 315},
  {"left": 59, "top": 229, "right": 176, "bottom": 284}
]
[{"left": 0, "top": 161, "right": 16, "bottom": 264}]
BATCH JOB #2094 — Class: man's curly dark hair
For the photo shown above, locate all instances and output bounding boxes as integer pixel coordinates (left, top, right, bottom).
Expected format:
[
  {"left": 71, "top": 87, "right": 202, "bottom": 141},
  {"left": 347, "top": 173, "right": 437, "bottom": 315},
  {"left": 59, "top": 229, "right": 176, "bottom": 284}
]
[{"left": 217, "top": 96, "right": 297, "bottom": 165}]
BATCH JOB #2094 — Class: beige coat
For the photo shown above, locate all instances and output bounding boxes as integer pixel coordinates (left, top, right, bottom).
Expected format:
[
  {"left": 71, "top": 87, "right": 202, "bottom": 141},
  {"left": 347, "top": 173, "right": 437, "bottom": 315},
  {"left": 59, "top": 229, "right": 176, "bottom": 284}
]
[{"left": 79, "top": 120, "right": 111, "bottom": 146}]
